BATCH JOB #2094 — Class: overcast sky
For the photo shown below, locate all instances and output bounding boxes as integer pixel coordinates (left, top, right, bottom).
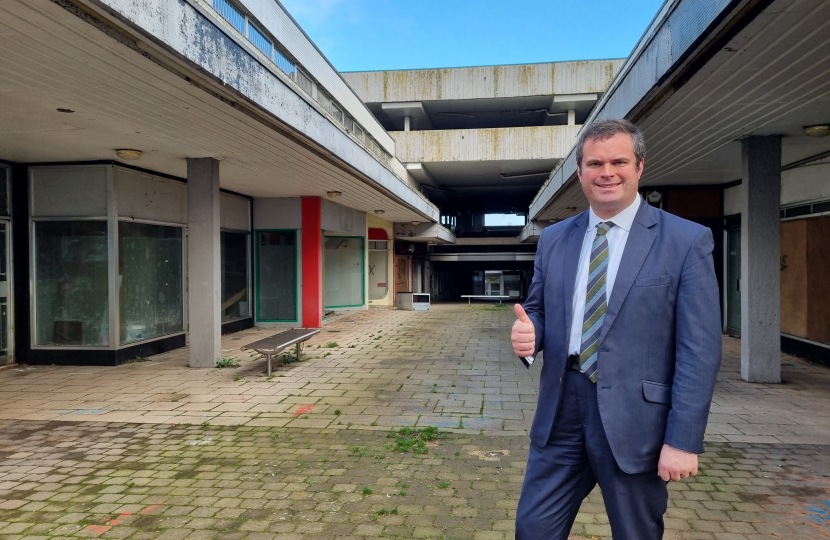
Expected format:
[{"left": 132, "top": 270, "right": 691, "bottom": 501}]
[{"left": 279, "top": 0, "right": 666, "bottom": 72}]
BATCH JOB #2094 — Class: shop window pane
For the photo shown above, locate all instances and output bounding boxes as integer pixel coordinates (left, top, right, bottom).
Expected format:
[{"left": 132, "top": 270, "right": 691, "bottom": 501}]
[
  {"left": 35, "top": 221, "right": 109, "bottom": 346},
  {"left": 257, "top": 231, "right": 296, "bottom": 321},
  {"left": 368, "top": 250, "right": 388, "bottom": 301},
  {"left": 221, "top": 231, "right": 250, "bottom": 322},
  {"left": 118, "top": 222, "right": 183, "bottom": 344},
  {"left": 325, "top": 237, "right": 363, "bottom": 308}
]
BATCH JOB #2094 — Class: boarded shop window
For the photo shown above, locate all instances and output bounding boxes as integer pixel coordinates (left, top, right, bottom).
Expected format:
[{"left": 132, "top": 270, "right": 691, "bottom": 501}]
[
  {"left": 325, "top": 237, "right": 364, "bottom": 308},
  {"left": 221, "top": 231, "right": 250, "bottom": 322},
  {"left": 256, "top": 230, "right": 297, "bottom": 321},
  {"left": 118, "top": 222, "right": 184, "bottom": 345},
  {"left": 34, "top": 221, "right": 109, "bottom": 346}
]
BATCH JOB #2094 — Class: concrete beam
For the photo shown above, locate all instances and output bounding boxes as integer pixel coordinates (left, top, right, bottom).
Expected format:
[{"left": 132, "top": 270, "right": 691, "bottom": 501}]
[
  {"left": 740, "top": 136, "right": 782, "bottom": 383},
  {"left": 394, "top": 222, "right": 456, "bottom": 244},
  {"left": 342, "top": 61, "right": 622, "bottom": 102},
  {"left": 520, "top": 220, "right": 555, "bottom": 243},
  {"left": 382, "top": 102, "right": 433, "bottom": 130},
  {"left": 186, "top": 158, "right": 221, "bottom": 368},
  {"left": 405, "top": 163, "right": 439, "bottom": 188},
  {"left": 391, "top": 125, "right": 579, "bottom": 163}
]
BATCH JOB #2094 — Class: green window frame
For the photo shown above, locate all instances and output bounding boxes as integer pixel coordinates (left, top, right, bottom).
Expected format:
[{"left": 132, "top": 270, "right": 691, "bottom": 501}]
[{"left": 324, "top": 235, "right": 365, "bottom": 309}]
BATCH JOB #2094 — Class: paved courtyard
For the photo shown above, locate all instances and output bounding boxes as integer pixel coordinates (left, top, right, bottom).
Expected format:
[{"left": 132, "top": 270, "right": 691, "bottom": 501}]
[{"left": 1, "top": 304, "right": 830, "bottom": 539}]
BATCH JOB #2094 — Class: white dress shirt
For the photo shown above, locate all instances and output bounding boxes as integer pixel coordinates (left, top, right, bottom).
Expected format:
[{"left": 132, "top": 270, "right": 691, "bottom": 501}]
[{"left": 567, "top": 196, "right": 641, "bottom": 355}]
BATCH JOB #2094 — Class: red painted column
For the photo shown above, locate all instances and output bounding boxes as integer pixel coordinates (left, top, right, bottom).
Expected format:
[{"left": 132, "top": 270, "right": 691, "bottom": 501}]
[{"left": 301, "top": 197, "right": 323, "bottom": 328}]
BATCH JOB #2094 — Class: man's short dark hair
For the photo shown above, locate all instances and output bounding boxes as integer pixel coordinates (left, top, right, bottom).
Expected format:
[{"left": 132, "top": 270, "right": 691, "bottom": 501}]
[{"left": 575, "top": 119, "right": 645, "bottom": 171}]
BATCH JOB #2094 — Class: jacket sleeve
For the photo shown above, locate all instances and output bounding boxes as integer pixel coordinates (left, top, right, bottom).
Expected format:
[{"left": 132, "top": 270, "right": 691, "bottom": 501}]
[
  {"left": 522, "top": 229, "right": 547, "bottom": 358},
  {"left": 664, "top": 227, "right": 723, "bottom": 453}
]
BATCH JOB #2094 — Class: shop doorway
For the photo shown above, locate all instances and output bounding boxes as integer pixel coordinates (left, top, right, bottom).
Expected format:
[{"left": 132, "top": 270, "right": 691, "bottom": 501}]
[{"left": 725, "top": 226, "right": 741, "bottom": 336}]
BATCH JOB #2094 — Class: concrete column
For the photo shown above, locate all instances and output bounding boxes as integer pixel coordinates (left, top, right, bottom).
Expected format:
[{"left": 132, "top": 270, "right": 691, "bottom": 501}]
[
  {"left": 186, "top": 158, "right": 221, "bottom": 368},
  {"left": 404, "top": 116, "right": 411, "bottom": 132},
  {"left": 567, "top": 109, "right": 576, "bottom": 126},
  {"left": 740, "top": 136, "right": 781, "bottom": 383},
  {"left": 301, "top": 197, "right": 323, "bottom": 328}
]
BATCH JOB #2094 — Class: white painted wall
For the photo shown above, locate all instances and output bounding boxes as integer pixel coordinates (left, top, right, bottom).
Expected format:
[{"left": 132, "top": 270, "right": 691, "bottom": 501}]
[
  {"left": 321, "top": 199, "right": 366, "bottom": 236},
  {"left": 724, "top": 184, "right": 743, "bottom": 216},
  {"left": 30, "top": 165, "right": 108, "bottom": 217},
  {"left": 221, "top": 192, "right": 251, "bottom": 232},
  {"left": 253, "top": 197, "right": 302, "bottom": 230},
  {"left": 725, "top": 161, "right": 830, "bottom": 216},
  {"left": 115, "top": 167, "right": 187, "bottom": 224},
  {"left": 782, "top": 161, "right": 830, "bottom": 206}
]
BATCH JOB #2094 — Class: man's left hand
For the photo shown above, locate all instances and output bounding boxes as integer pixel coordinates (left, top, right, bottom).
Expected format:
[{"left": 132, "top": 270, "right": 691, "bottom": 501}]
[{"left": 657, "top": 444, "right": 698, "bottom": 482}]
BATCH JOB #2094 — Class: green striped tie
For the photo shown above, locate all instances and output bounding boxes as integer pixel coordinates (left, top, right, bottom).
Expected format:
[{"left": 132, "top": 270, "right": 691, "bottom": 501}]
[{"left": 579, "top": 222, "right": 612, "bottom": 383}]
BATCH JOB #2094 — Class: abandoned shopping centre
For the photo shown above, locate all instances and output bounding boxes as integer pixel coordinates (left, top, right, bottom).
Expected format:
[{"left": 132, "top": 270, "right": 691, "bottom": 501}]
[{"left": 0, "top": 0, "right": 828, "bottom": 383}]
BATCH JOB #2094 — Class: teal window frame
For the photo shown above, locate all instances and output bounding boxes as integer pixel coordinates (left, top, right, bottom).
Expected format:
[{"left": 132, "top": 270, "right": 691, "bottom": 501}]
[
  {"left": 324, "top": 235, "right": 365, "bottom": 309},
  {"left": 254, "top": 229, "right": 299, "bottom": 323}
]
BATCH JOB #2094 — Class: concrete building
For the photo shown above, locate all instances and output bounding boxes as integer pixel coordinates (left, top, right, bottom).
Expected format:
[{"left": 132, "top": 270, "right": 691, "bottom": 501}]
[
  {"left": 0, "top": 0, "right": 449, "bottom": 367},
  {"left": 342, "top": 60, "right": 623, "bottom": 301}
]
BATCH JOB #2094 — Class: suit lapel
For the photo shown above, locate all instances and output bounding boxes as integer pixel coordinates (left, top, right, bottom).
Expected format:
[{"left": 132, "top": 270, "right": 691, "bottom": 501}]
[
  {"left": 564, "top": 212, "right": 588, "bottom": 337},
  {"left": 599, "top": 201, "right": 658, "bottom": 343}
]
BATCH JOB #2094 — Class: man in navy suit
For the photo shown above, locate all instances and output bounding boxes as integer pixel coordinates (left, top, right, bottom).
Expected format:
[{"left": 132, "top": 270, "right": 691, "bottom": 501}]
[{"left": 511, "top": 119, "right": 722, "bottom": 540}]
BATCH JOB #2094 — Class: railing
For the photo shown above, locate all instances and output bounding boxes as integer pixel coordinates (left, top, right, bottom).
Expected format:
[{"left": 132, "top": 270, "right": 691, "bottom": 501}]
[{"left": 210, "top": 0, "right": 392, "bottom": 166}]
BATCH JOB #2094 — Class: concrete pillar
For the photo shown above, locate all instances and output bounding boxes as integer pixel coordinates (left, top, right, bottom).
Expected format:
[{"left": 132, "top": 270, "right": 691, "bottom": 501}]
[
  {"left": 567, "top": 109, "right": 576, "bottom": 126},
  {"left": 404, "top": 116, "right": 411, "bottom": 132},
  {"left": 740, "top": 136, "right": 781, "bottom": 383},
  {"left": 186, "top": 158, "right": 221, "bottom": 368},
  {"left": 302, "top": 197, "right": 323, "bottom": 328}
]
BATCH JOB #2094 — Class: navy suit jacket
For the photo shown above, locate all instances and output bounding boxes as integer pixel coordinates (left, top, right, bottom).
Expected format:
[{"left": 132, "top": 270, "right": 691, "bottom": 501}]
[{"left": 523, "top": 199, "right": 722, "bottom": 474}]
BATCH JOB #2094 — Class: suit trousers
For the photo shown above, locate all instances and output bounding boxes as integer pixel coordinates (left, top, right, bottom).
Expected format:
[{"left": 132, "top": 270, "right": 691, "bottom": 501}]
[{"left": 515, "top": 371, "right": 668, "bottom": 540}]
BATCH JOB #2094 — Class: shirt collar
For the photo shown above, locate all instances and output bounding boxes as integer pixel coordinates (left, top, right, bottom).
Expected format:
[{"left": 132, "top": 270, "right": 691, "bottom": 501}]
[{"left": 587, "top": 195, "right": 641, "bottom": 233}]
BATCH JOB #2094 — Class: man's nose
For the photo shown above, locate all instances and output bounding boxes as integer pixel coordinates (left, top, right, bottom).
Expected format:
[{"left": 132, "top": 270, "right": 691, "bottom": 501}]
[{"left": 599, "top": 163, "right": 615, "bottom": 178}]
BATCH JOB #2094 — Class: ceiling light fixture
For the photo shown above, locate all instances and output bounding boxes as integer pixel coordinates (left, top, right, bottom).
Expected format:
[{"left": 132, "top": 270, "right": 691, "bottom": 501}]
[
  {"left": 56, "top": 108, "right": 75, "bottom": 113},
  {"left": 115, "top": 149, "right": 143, "bottom": 160},
  {"left": 326, "top": 191, "right": 342, "bottom": 197},
  {"left": 410, "top": 221, "right": 420, "bottom": 225},
  {"left": 565, "top": 207, "right": 577, "bottom": 212},
  {"left": 374, "top": 210, "right": 385, "bottom": 215},
  {"left": 804, "top": 124, "right": 830, "bottom": 137}
]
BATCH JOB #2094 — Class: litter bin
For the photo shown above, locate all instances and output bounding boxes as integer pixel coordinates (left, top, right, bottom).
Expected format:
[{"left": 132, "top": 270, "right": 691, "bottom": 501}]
[{"left": 396, "top": 292, "right": 430, "bottom": 311}]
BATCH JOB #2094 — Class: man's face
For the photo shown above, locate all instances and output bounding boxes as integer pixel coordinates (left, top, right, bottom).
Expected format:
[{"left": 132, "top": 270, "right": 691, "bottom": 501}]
[{"left": 577, "top": 133, "right": 644, "bottom": 218}]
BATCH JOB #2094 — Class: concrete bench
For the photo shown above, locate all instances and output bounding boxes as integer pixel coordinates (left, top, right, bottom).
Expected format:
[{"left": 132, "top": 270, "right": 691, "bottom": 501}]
[
  {"left": 460, "top": 295, "right": 512, "bottom": 306},
  {"left": 241, "top": 328, "right": 320, "bottom": 376}
]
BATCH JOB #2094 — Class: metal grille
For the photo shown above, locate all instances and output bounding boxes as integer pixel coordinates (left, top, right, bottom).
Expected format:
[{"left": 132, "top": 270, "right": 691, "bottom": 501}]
[
  {"left": 247, "top": 23, "right": 271, "bottom": 58},
  {"left": 212, "top": 0, "right": 245, "bottom": 35}
]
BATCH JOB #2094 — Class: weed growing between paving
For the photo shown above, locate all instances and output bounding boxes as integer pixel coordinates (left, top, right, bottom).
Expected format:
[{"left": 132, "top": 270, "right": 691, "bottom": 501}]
[
  {"left": 215, "top": 357, "right": 238, "bottom": 368},
  {"left": 123, "top": 356, "right": 150, "bottom": 364},
  {"left": 386, "top": 426, "right": 448, "bottom": 454}
]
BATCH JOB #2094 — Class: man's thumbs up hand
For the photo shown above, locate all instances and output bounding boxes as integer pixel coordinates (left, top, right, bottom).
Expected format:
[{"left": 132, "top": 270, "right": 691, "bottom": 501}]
[{"left": 512, "top": 304, "right": 536, "bottom": 357}]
